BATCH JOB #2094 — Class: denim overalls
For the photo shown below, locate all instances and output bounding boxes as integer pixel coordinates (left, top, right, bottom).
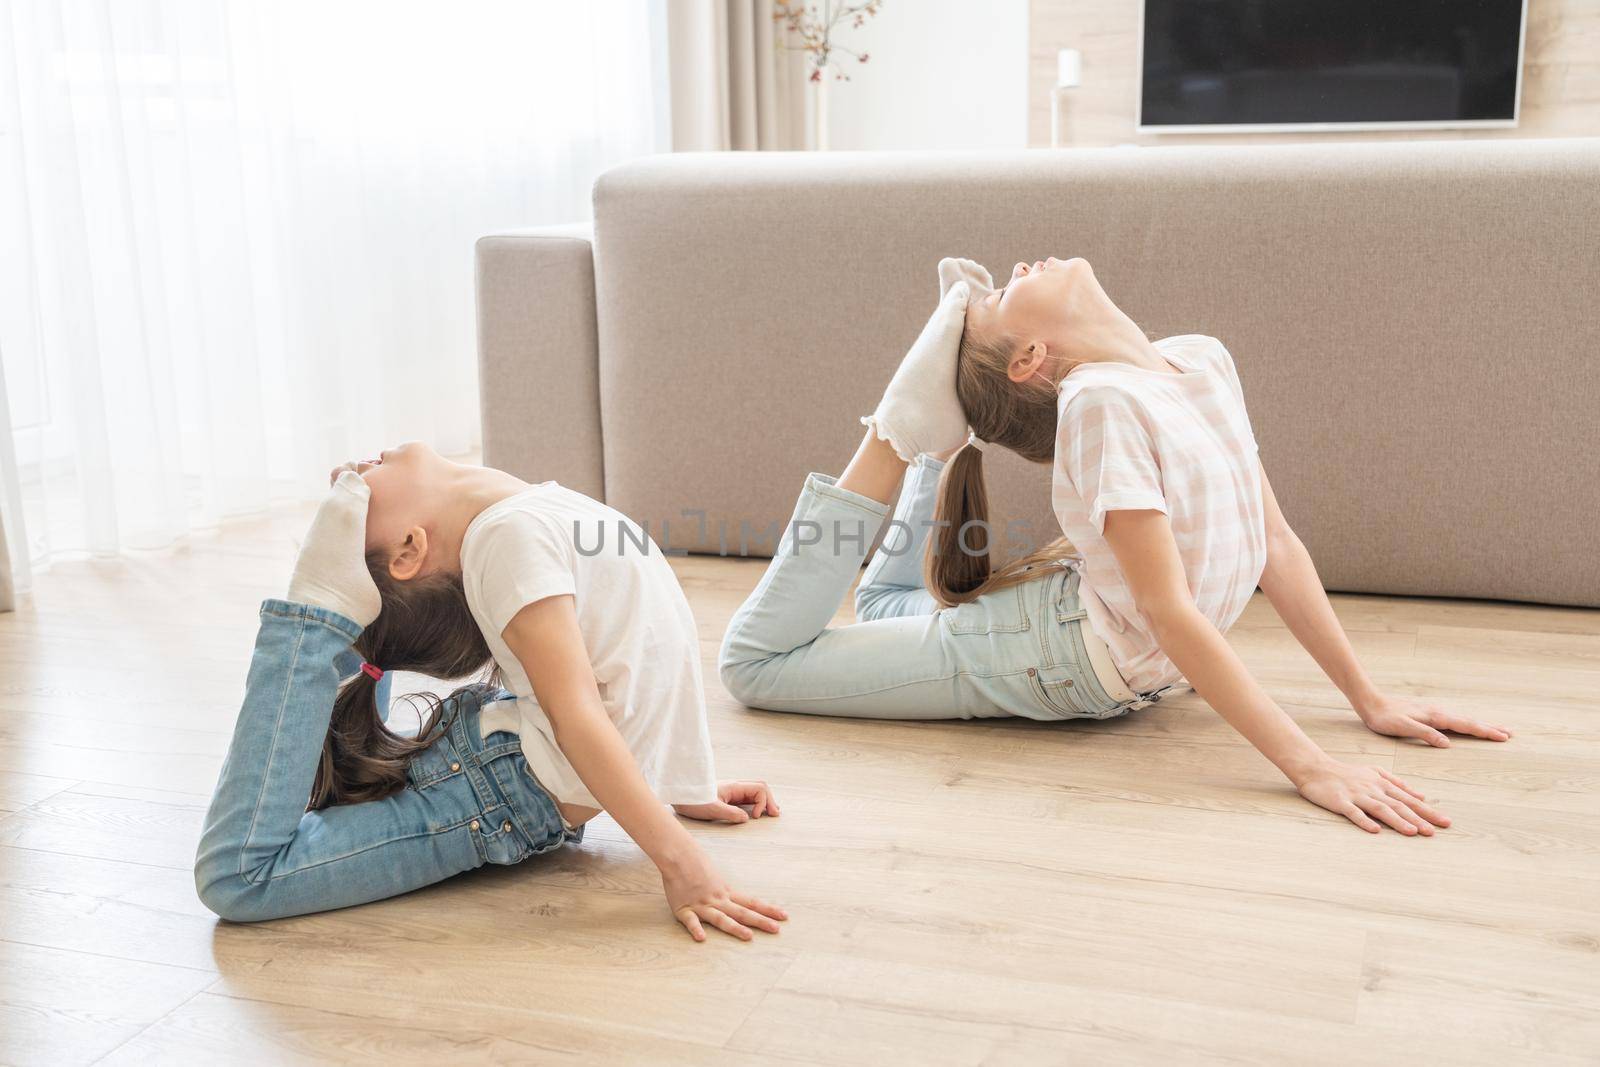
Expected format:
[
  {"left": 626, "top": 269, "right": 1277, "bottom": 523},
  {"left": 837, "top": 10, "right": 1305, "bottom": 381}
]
[{"left": 194, "top": 599, "right": 580, "bottom": 922}]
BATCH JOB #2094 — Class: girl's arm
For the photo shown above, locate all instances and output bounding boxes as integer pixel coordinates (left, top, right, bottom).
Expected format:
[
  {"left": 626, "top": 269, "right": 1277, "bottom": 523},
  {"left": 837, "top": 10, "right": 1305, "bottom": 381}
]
[
  {"left": 502, "top": 594, "right": 787, "bottom": 942},
  {"left": 1254, "top": 461, "right": 1511, "bottom": 747},
  {"left": 1102, "top": 507, "right": 1449, "bottom": 836}
]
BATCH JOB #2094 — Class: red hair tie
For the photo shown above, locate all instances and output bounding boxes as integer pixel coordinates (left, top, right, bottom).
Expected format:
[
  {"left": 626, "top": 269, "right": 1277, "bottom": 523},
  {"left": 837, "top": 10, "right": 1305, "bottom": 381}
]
[{"left": 360, "top": 661, "right": 384, "bottom": 681}]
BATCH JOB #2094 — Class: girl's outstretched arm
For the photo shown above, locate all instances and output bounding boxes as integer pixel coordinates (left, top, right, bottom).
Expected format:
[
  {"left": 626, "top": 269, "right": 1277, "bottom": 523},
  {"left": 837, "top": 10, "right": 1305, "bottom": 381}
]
[
  {"left": 1102, "top": 507, "right": 1449, "bottom": 836},
  {"left": 1253, "top": 460, "right": 1511, "bottom": 747},
  {"left": 502, "top": 594, "right": 787, "bottom": 943}
]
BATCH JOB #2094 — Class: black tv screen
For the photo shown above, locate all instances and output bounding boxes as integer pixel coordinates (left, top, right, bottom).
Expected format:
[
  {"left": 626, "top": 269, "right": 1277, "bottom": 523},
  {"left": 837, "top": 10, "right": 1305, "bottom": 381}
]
[{"left": 1139, "top": 0, "right": 1525, "bottom": 130}]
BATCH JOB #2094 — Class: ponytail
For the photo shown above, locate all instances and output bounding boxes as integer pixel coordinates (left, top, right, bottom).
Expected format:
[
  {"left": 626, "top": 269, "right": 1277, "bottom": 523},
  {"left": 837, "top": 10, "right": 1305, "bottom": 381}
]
[
  {"left": 924, "top": 445, "right": 991, "bottom": 604},
  {"left": 923, "top": 443, "right": 1075, "bottom": 608},
  {"left": 922, "top": 319, "right": 1077, "bottom": 607},
  {"left": 307, "top": 550, "right": 501, "bottom": 811}
]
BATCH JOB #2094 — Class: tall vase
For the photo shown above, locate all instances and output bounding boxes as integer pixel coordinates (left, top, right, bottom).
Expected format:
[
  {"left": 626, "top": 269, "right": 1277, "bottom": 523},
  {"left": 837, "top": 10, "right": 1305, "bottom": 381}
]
[{"left": 809, "top": 73, "right": 830, "bottom": 151}]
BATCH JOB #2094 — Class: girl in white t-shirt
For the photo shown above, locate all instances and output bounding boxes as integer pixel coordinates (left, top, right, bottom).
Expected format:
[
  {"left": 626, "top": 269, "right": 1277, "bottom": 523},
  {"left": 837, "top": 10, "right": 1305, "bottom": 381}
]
[
  {"left": 194, "top": 447, "right": 786, "bottom": 942},
  {"left": 720, "top": 255, "right": 1511, "bottom": 839}
]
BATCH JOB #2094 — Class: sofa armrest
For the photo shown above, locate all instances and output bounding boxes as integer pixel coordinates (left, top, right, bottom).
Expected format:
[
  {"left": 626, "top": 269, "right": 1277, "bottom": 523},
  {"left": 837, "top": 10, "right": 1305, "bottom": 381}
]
[{"left": 474, "top": 223, "right": 604, "bottom": 500}]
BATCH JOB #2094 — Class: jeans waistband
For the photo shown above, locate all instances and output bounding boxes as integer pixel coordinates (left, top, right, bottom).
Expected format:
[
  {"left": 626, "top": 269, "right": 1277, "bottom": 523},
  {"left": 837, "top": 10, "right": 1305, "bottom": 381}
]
[
  {"left": 1077, "top": 615, "right": 1138, "bottom": 702},
  {"left": 1050, "top": 562, "right": 1176, "bottom": 712}
]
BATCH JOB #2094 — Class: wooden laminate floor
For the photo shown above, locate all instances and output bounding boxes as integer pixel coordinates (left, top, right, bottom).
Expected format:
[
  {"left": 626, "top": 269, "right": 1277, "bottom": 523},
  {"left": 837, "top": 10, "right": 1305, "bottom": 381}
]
[{"left": 2, "top": 500, "right": 1597, "bottom": 1065}]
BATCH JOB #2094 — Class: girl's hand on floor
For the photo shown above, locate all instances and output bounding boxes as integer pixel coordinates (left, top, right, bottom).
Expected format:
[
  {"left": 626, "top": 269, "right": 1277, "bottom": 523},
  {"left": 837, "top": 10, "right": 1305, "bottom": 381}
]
[
  {"left": 674, "top": 780, "right": 781, "bottom": 823},
  {"left": 661, "top": 852, "right": 787, "bottom": 943},
  {"left": 1355, "top": 692, "right": 1512, "bottom": 747},
  {"left": 1295, "top": 760, "right": 1450, "bottom": 836}
]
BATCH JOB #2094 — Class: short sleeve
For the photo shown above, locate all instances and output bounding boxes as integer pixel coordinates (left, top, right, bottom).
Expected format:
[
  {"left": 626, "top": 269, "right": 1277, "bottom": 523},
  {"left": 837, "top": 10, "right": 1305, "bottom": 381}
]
[
  {"left": 465, "top": 510, "right": 578, "bottom": 638},
  {"left": 1058, "top": 385, "right": 1167, "bottom": 534},
  {"left": 1199, "top": 336, "right": 1247, "bottom": 408},
  {"left": 1197, "top": 337, "right": 1260, "bottom": 453}
]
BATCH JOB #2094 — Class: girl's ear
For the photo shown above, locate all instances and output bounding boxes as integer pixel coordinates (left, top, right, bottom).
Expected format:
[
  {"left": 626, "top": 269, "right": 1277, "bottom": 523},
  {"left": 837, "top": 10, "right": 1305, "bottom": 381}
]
[
  {"left": 387, "top": 526, "right": 430, "bottom": 582},
  {"left": 1007, "top": 340, "right": 1050, "bottom": 384}
]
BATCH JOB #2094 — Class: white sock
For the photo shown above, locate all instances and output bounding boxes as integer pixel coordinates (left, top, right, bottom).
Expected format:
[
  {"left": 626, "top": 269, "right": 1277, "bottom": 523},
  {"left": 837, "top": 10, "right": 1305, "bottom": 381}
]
[
  {"left": 860, "top": 256, "right": 994, "bottom": 462},
  {"left": 286, "top": 470, "right": 383, "bottom": 628}
]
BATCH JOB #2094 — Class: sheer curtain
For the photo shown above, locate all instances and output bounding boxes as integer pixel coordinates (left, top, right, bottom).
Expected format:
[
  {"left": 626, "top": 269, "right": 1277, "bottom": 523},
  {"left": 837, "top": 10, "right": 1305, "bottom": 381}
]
[
  {"left": 0, "top": 0, "right": 669, "bottom": 593},
  {"left": 665, "top": 0, "right": 806, "bottom": 151}
]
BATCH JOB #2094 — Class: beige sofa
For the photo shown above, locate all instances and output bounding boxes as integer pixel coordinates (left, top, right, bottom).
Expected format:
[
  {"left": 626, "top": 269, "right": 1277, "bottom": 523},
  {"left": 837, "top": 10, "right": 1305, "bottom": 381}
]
[{"left": 476, "top": 138, "right": 1600, "bottom": 608}]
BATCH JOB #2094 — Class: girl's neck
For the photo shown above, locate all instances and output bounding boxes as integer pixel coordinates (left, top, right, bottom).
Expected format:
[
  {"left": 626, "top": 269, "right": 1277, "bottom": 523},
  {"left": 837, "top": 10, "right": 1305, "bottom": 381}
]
[
  {"left": 427, "top": 463, "right": 534, "bottom": 575},
  {"left": 1053, "top": 299, "right": 1169, "bottom": 380}
]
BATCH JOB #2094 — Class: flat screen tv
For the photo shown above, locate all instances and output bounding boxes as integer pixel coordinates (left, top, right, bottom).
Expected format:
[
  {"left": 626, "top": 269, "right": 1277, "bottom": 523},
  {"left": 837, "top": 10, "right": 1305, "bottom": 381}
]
[{"left": 1138, "top": 0, "right": 1526, "bottom": 133}]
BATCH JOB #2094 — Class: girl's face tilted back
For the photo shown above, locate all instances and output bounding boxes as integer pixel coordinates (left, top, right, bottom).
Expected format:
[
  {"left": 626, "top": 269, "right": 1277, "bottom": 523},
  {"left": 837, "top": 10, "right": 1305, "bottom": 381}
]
[
  {"left": 332, "top": 440, "right": 450, "bottom": 577},
  {"left": 944, "top": 256, "right": 1113, "bottom": 464},
  {"left": 963, "top": 256, "right": 1096, "bottom": 371}
]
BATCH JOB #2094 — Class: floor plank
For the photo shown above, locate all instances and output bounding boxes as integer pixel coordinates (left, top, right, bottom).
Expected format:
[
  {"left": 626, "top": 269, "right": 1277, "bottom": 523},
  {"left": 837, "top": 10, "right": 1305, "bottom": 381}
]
[
  {"left": 0, "top": 497, "right": 1595, "bottom": 1064},
  {"left": 0, "top": 940, "right": 216, "bottom": 1067},
  {"left": 96, "top": 988, "right": 813, "bottom": 1067}
]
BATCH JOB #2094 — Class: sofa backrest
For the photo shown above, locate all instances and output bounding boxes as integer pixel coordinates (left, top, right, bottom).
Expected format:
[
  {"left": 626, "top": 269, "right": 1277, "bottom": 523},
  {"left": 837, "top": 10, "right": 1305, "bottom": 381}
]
[{"left": 585, "top": 139, "right": 1600, "bottom": 607}]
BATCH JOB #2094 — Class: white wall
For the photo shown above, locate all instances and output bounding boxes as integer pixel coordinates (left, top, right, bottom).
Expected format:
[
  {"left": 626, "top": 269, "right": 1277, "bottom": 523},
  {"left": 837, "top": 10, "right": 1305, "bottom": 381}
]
[{"left": 823, "top": 0, "right": 1030, "bottom": 151}]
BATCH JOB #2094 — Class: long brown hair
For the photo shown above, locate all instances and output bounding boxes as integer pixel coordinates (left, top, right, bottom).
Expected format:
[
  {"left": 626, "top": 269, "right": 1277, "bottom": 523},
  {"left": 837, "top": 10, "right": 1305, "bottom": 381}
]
[
  {"left": 924, "top": 325, "right": 1075, "bottom": 607},
  {"left": 308, "top": 550, "right": 502, "bottom": 811}
]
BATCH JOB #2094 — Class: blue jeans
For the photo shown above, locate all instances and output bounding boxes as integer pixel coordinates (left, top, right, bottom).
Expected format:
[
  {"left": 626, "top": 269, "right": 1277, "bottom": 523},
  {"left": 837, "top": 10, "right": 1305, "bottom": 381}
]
[
  {"left": 719, "top": 458, "right": 1175, "bottom": 720},
  {"left": 194, "top": 599, "right": 580, "bottom": 922}
]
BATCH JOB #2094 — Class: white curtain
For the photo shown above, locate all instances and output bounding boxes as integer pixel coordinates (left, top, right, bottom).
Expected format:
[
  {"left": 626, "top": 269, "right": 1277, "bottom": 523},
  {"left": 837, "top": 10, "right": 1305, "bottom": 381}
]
[
  {"left": 665, "top": 0, "right": 806, "bottom": 151},
  {"left": 0, "top": 0, "right": 668, "bottom": 592}
]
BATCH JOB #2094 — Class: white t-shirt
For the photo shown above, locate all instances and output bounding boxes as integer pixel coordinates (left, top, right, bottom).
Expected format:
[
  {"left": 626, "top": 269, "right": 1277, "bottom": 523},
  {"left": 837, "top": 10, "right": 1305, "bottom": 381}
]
[
  {"left": 1051, "top": 335, "right": 1268, "bottom": 692},
  {"left": 460, "top": 481, "right": 718, "bottom": 810}
]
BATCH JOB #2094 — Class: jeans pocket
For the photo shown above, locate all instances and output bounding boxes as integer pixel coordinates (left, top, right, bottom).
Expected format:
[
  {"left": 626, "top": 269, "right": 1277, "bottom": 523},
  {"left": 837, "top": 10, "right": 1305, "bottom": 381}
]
[
  {"left": 473, "top": 805, "right": 536, "bottom": 866},
  {"left": 499, "top": 755, "right": 574, "bottom": 853},
  {"left": 1030, "top": 663, "right": 1125, "bottom": 720},
  {"left": 942, "top": 584, "right": 1030, "bottom": 635}
]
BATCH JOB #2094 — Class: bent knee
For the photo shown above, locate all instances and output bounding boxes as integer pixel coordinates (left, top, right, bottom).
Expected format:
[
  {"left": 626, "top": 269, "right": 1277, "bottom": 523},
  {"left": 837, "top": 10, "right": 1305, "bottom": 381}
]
[
  {"left": 195, "top": 870, "right": 258, "bottom": 923},
  {"left": 717, "top": 653, "right": 764, "bottom": 708},
  {"left": 194, "top": 863, "right": 289, "bottom": 923},
  {"left": 719, "top": 633, "right": 797, "bottom": 710},
  {"left": 717, "top": 627, "right": 764, "bottom": 703}
]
